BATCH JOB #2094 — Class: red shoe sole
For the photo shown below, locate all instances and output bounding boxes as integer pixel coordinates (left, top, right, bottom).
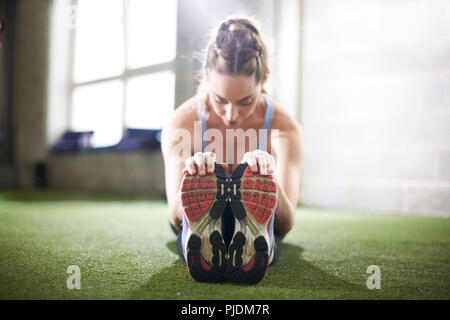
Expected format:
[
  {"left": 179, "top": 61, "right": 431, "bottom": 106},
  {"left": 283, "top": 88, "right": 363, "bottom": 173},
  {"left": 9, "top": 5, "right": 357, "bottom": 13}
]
[
  {"left": 180, "top": 163, "right": 229, "bottom": 283},
  {"left": 240, "top": 167, "right": 277, "bottom": 224},
  {"left": 227, "top": 163, "right": 278, "bottom": 285},
  {"left": 181, "top": 171, "right": 216, "bottom": 222}
]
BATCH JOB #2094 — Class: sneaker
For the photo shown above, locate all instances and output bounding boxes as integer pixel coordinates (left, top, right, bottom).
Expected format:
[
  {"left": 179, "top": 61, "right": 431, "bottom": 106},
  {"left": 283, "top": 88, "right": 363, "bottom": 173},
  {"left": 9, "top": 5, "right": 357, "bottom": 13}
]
[
  {"left": 180, "top": 163, "right": 229, "bottom": 282},
  {"left": 226, "top": 163, "right": 277, "bottom": 284}
]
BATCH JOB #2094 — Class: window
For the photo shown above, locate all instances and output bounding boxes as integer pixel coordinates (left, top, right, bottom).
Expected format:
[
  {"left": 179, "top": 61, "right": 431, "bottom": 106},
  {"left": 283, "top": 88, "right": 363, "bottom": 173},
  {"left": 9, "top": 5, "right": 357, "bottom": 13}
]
[{"left": 70, "top": 0, "right": 177, "bottom": 147}]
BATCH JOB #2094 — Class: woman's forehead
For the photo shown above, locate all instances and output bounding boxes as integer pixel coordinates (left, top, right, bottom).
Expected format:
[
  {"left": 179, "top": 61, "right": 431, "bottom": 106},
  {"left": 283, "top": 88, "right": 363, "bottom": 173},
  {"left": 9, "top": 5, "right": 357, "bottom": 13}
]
[{"left": 208, "top": 70, "right": 258, "bottom": 100}]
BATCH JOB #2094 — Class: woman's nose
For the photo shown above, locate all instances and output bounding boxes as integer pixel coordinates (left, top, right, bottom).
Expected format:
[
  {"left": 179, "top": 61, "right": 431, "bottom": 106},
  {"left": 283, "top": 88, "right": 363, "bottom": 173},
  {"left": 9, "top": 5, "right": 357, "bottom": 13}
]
[{"left": 225, "top": 104, "right": 238, "bottom": 121}]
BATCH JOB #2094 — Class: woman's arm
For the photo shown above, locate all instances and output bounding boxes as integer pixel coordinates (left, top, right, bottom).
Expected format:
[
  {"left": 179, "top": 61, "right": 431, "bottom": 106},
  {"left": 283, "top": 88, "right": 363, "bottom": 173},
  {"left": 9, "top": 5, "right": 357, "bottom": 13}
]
[
  {"left": 272, "top": 122, "right": 305, "bottom": 235},
  {"left": 161, "top": 104, "right": 218, "bottom": 229},
  {"left": 161, "top": 124, "right": 185, "bottom": 229},
  {"left": 239, "top": 121, "right": 304, "bottom": 236},
  {"left": 161, "top": 112, "right": 194, "bottom": 229}
]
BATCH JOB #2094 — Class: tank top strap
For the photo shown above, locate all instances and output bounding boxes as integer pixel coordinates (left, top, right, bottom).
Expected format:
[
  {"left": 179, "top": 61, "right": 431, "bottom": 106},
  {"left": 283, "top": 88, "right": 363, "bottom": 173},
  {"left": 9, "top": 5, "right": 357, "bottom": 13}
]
[
  {"left": 197, "top": 106, "right": 208, "bottom": 153},
  {"left": 258, "top": 93, "right": 274, "bottom": 152}
]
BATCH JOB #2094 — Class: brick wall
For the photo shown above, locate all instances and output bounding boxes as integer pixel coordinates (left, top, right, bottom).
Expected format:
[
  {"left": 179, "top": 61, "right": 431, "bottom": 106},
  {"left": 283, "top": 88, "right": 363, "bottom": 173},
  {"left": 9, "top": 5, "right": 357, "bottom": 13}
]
[
  {"left": 47, "top": 151, "right": 165, "bottom": 195},
  {"left": 300, "top": 0, "right": 450, "bottom": 216},
  {"left": 12, "top": 0, "right": 49, "bottom": 186}
]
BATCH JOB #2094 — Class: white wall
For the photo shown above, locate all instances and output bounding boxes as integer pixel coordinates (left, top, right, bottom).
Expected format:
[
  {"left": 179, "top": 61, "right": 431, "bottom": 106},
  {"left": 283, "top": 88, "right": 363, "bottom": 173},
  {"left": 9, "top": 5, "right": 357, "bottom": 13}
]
[{"left": 300, "top": 0, "right": 450, "bottom": 216}]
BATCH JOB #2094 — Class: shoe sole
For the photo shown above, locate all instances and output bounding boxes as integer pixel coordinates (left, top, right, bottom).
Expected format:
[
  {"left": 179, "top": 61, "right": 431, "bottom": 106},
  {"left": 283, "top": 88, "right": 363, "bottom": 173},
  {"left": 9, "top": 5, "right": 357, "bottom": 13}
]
[
  {"left": 181, "top": 163, "right": 229, "bottom": 282},
  {"left": 226, "top": 163, "right": 277, "bottom": 284}
]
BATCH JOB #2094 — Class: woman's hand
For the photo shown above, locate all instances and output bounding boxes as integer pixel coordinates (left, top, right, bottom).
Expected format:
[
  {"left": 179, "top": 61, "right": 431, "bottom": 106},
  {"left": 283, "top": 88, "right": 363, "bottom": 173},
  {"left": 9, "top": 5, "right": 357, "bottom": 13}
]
[
  {"left": 241, "top": 149, "right": 276, "bottom": 175},
  {"left": 182, "top": 152, "right": 217, "bottom": 176}
]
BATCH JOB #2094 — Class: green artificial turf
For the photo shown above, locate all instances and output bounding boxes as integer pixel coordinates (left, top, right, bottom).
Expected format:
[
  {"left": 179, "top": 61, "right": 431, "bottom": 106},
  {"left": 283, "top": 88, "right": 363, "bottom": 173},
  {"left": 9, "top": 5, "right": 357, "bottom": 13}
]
[{"left": 0, "top": 188, "right": 449, "bottom": 300}]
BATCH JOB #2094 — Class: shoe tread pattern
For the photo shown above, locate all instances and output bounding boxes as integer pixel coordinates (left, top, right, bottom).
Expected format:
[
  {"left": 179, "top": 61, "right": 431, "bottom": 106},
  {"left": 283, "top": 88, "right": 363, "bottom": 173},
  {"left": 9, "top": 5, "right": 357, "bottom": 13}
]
[
  {"left": 226, "top": 163, "right": 277, "bottom": 284},
  {"left": 181, "top": 163, "right": 228, "bottom": 283}
]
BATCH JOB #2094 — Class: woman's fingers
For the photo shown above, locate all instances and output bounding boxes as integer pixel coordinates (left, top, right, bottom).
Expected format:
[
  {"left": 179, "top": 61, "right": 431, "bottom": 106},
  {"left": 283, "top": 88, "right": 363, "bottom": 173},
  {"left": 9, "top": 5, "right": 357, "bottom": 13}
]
[
  {"left": 183, "top": 157, "right": 197, "bottom": 175},
  {"left": 193, "top": 152, "right": 206, "bottom": 175},
  {"left": 182, "top": 152, "right": 216, "bottom": 176},
  {"left": 242, "top": 150, "right": 276, "bottom": 175},
  {"left": 241, "top": 152, "right": 258, "bottom": 172},
  {"left": 267, "top": 154, "right": 275, "bottom": 175},
  {"left": 257, "top": 157, "right": 268, "bottom": 175},
  {"left": 204, "top": 152, "right": 216, "bottom": 173},
  {"left": 184, "top": 150, "right": 274, "bottom": 176}
]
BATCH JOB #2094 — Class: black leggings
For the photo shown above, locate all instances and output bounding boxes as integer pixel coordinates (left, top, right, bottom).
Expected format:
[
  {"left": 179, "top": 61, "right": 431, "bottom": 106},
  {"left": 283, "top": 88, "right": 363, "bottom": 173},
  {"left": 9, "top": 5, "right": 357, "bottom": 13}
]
[{"left": 170, "top": 203, "right": 283, "bottom": 266}]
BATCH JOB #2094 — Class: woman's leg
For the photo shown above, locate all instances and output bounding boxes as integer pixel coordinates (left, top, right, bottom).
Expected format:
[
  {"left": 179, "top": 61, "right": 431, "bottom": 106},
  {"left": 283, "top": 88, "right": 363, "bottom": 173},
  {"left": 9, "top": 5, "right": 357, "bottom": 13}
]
[
  {"left": 170, "top": 223, "right": 186, "bottom": 263},
  {"left": 269, "top": 232, "right": 284, "bottom": 266}
]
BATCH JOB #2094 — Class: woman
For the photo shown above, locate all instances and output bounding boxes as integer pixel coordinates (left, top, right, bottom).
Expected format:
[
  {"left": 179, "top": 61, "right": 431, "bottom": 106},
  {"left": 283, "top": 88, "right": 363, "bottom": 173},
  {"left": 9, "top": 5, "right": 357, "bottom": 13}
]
[{"left": 161, "top": 17, "right": 304, "bottom": 284}]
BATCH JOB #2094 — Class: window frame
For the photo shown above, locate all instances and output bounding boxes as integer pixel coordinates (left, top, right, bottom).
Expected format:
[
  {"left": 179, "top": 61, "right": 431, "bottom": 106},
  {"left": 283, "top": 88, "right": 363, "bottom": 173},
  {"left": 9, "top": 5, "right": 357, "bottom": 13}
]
[{"left": 68, "top": 0, "right": 177, "bottom": 143}]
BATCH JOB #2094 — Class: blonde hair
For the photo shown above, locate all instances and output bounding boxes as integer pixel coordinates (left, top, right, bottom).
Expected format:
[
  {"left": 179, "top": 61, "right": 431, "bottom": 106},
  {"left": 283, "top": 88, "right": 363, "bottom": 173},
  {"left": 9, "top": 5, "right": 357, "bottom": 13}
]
[{"left": 196, "top": 17, "right": 270, "bottom": 111}]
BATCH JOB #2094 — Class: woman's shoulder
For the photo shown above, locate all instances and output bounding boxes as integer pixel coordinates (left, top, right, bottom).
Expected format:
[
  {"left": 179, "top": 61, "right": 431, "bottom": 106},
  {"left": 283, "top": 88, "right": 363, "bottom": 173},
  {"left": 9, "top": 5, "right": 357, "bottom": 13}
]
[
  {"left": 269, "top": 99, "right": 305, "bottom": 159},
  {"left": 165, "top": 95, "right": 202, "bottom": 129},
  {"left": 271, "top": 99, "right": 303, "bottom": 135}
]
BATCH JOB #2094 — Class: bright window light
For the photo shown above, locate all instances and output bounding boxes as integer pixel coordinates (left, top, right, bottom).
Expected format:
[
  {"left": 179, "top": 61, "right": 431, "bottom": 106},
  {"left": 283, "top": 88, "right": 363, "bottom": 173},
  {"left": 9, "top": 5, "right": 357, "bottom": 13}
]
[
  {"left": 71, "top": 80, "right": 123, "bottom": 147},
  {"left": 68, "top": 0, "right": 177, "bottom": 148},
  {"left": 127, "top": 0, "right": 178, "bottom": 69},
  {"left": 73, "top": 0, "right": 124, "bottom": 83},
  {"left": 125, "top": 71, "right": 175, "bottom": 129}
]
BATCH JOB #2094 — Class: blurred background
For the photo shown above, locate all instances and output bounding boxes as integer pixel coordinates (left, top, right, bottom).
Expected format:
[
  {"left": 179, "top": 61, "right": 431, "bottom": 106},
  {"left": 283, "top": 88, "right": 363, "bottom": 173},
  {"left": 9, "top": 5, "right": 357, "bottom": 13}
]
[{"left": 0, "top": 0, "right": 448, "bottom": 217}]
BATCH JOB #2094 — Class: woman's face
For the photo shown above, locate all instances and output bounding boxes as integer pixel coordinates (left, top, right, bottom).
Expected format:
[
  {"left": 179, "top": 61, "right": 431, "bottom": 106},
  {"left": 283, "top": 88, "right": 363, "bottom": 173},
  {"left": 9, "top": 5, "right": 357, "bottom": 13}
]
[{"left": 207, "top": 70, "right": 264, "bottom": 127}]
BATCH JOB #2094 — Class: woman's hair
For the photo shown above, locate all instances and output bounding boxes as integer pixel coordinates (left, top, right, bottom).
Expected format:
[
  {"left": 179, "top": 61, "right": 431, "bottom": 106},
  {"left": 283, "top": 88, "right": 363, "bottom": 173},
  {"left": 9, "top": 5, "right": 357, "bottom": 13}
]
[{"left": 196, "top": 17, "right": 270, "bottom": 100}]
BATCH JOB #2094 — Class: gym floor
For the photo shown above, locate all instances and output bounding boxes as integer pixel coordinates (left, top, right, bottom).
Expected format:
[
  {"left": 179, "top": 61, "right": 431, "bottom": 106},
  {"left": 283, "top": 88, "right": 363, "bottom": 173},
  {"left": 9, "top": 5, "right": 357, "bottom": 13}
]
[{"left": 0, "top": 189, "right": 448, "bottom": 300}]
